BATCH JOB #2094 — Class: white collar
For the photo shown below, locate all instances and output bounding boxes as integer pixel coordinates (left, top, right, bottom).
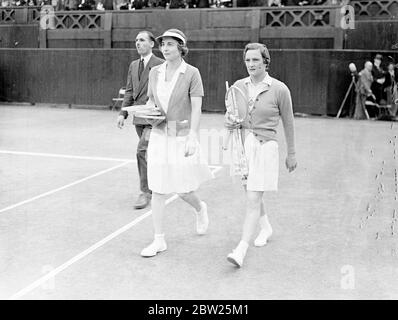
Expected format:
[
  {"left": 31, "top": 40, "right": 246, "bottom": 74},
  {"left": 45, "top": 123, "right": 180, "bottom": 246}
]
[
  {"left": 140, "top": 53, "right": 153, "bottom": 67},
  {"left": 244, "top": 73, "right": 273, "bottom": 86},
  {"left": 158, "top": 59, "right": 187, "bottom": 74}
]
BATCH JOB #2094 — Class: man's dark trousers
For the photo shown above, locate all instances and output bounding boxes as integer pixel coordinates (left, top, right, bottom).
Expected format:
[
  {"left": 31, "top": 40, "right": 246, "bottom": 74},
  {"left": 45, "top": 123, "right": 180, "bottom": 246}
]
[{"left": 135, "top": 124, "right": 151, "bottom": 194}]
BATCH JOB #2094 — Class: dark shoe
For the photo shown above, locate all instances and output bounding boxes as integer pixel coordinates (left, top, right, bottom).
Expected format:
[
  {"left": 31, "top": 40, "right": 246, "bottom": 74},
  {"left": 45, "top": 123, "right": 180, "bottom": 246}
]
[{"left": 134, "top": 193, "right": 151, "bottom": 209}]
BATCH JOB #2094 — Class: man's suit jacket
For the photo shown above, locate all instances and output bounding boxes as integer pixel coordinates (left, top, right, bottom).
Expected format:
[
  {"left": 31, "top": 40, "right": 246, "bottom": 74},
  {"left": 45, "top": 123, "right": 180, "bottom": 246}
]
[
  {"left": 358, "top": 68, "right": 373, "bottom": 96},
  {"left": 120, "top": 54, "right": 164, "bottom": 125}
]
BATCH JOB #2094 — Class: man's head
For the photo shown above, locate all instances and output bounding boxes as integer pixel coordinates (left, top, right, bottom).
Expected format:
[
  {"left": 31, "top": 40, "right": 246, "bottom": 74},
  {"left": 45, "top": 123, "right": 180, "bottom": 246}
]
[
  {"left": 387, "top": 62, "right": 396, "bottom": 72},
  {"left": 365, "top": 61, "right": 373, "bottom": 72},
  {"left": 374, "top": 53, "right": 382, "bottom": 67},
  {"left": 135, "top": 31, "right": 155, "bottom": 57}
]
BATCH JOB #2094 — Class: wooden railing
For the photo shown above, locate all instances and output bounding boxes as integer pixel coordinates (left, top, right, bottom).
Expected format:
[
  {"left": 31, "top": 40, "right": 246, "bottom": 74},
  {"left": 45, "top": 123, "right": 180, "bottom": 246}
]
[
  {"left": 350, "top": 0, "right": 398, "bottom": 19},
  {"left": 52, "top": 11, "right": 104, "bottom": 29},
  {"left": 0, "top": 6, "right": 40, "bottom": 24},
  {"left": 6, "top": 4, "right": 379, "bottom": 49},
  {"left": 37, "top": 6, "right": 344, "bottom": 48},
  {"left": 262, "top": 6, "right": 332, "bottom": 27}
]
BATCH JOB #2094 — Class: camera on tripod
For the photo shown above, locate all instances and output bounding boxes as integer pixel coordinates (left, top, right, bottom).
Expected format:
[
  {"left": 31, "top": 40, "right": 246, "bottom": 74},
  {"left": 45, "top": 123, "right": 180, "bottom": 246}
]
[{"left": 336, "top": 62, "right": 358, "bottom": 118}]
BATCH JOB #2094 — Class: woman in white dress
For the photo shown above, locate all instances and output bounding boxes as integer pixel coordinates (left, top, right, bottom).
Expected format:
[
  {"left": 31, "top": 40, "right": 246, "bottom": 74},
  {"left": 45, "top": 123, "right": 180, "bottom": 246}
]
[{"left": 140, "top": 29, "right": 214, "bottom": 257}]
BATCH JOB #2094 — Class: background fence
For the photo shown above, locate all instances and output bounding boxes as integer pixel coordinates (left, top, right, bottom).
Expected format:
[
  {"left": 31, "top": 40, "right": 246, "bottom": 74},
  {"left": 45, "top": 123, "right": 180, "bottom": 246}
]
[{"left": 1, "top": 48, "right": 397, "bottom": 115}]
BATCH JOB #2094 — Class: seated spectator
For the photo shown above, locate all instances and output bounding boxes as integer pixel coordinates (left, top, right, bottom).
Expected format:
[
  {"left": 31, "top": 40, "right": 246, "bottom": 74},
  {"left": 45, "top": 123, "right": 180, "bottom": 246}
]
[
  {"left": 119, "top": 0, "right": 129, "bottom": 8},
  {"left": 385, "top": 61, "right": 398, "bottom": 117},
  {"left": 113, "top": 0, "right": 124, "bottom": 9},
  {"left": 371, "top": 53, "right": 387, "bottom": 105},
  {"left": 65, "top": 0, "right": 79, "bottom": 10},
  {"left": 196, "top": 0, "right": 209, "bottom": 8},
  {"left": 169, "top": 0, "right": 185, "bottom": 8},
  {"left": 268, "top": 0, "right": 285, "bottom": 7},
  {"left": 103, "top": 0, "right": 113, "bottom": 9},
  {"left": 132, "top": 0, "right": 148, "bottom": 9},
  {"left": 96, "top": 0, "right": 105, "bottom": 9},
  {"left": 290, "top": 0, "right": 327, "bottom": 5},
  {"left": 78, "top": 0, "right": 96, "bottom": 9},
  {"left": 147, "top": 0, "right": 166, "bottom": 6}
]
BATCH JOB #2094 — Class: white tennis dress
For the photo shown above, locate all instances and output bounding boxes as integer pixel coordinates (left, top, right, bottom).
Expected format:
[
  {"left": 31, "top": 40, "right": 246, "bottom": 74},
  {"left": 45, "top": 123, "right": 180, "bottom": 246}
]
[{"left": 147, "top": 62, "right": 214, "bottom": 194}]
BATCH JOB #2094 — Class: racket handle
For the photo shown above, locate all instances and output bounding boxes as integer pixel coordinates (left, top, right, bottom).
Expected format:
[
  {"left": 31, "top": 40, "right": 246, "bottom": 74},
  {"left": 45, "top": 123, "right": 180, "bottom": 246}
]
[{"left": 222, "top": 129, "right": 232, "bottom": 150}]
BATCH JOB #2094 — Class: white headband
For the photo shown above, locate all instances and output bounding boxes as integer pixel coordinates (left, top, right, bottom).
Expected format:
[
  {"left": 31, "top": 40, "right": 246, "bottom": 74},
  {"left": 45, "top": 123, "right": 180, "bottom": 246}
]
[{"left": 156, "top": 31, "right": 186, "bottom": 45}]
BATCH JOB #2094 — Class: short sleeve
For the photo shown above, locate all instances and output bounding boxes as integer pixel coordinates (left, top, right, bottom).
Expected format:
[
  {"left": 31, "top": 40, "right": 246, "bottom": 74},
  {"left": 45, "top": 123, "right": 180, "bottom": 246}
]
[{"left": 189, "top": 68, "right": 204, "bottom": 97}]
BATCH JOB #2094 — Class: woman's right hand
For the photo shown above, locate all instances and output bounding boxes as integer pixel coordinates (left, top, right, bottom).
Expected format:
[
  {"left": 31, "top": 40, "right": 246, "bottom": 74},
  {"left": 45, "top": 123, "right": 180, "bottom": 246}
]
[
  {"left": 117, "top": 115, "right": 125, "bottom": 129},
  {"left": 224, "top": 112, "right": 241, "bottom": 130},
  {"left": 285, "top": 154, "right": 297, "bottom": 173}
]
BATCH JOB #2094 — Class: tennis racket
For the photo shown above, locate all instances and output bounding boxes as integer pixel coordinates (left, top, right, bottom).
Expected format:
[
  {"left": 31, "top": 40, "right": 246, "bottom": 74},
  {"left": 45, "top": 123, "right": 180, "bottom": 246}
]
[{"left": 223, "top": 81, "right": 249, "bottom": 184}]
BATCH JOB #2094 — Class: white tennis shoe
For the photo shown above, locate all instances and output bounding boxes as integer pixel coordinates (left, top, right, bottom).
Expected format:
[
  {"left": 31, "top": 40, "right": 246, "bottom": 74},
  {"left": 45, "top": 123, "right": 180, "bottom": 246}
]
[
  {"left": 195, "top": 201, "right": 209, "bottom": 235},
  {"left": 254, "top": 227, "right": 273, "bottom": 247},
  {"left": 141, "top": 236, "right": 167, "bottom": 257},
  {"left": 227, "top": 250, "right": 244, "bottom": 268},
  {"left": 227, "top": 241, "right": 248, "bottom": 268},
  {"left": 254, "top": 216, "right": 273, "bottom": 247}
]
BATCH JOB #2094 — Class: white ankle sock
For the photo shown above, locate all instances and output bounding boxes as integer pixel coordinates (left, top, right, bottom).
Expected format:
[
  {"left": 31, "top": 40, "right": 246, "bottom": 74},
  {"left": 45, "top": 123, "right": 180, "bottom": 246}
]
[
  {"left": 259, "top": 215, "right": 271, "bottom": 230},
  {"left": 236, "top": 240, "right": 249, "bottom": 255},
  {"left": 154, "top": 234, "right": 165, "bottom": 242},
  {"left": 195, "top": 201, "right": 204, "bottom": 214}
]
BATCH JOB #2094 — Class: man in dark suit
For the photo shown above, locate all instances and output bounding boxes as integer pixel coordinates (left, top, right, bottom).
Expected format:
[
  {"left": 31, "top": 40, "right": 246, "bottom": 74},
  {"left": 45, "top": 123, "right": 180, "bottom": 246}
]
[
  {"left": 117, "top": 30, "right": 164, "bottom": 209},
  {"left": 371, "top": 53, "right": 386, "bottom": 105}
]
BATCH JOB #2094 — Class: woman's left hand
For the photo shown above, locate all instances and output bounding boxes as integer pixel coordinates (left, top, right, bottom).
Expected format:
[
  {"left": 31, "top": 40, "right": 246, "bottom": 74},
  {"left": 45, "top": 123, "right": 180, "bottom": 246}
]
[
  {"left": 184, "top": 132, "right": 197, "bottom": 157},
  {"left": 285, "top": 154, "right": 297, "bottom": 172}
]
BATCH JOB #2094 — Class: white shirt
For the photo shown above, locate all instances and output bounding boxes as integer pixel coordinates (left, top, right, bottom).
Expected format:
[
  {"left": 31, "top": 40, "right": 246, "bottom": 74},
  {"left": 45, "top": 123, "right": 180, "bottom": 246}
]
[
  {"left": 156, "top": 60, "right": 187, "bottom": 113},
  {"left": 244, "top": 73, "right": 273, "bottom": 111}
]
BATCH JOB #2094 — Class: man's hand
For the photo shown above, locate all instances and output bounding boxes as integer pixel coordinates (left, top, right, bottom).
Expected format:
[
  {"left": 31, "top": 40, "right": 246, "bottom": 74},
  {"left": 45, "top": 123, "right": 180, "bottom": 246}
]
[
  {"left": 376, "top": 77, "right": 385, "bottom": 85},
  {"left": 285, "top": 154, "right": 297, "bottom": 173},
  {"left": 117, "top": 115, "right": 125, "bottom": 129}
]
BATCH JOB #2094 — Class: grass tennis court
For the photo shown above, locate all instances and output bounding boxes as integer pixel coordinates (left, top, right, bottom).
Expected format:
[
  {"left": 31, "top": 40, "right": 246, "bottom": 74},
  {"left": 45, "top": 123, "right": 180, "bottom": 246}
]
[{"left": 1, "top": 104, "right": 397, "bottom": 299}]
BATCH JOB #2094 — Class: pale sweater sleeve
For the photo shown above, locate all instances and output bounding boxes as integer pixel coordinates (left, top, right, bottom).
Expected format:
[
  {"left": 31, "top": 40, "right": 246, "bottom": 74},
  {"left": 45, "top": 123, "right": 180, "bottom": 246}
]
[{"left": 278, "top": 83, "right": 296, "bottom": 157}]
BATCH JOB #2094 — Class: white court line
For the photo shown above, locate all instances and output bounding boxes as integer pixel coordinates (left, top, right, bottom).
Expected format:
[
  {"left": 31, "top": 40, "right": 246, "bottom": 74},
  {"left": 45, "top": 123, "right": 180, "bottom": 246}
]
[
  {"left": 0, "top": 150, "right": 135, "bottom": 163},
  {"left": 9, "top": 166, "right": 222, "bottom": 300},
  {"left": 0, "top": 161, "right": 133, "bottom": 215}
]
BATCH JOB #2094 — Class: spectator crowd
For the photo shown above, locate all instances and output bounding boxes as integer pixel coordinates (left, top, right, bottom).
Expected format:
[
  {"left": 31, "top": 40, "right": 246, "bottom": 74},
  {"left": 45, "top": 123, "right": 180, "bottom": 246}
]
[
  {"left": 0, "top": 0, "right": 344, "bottom": 10},
  {"left": 353, "top": 53, "right": 398, "bottom": 120}
]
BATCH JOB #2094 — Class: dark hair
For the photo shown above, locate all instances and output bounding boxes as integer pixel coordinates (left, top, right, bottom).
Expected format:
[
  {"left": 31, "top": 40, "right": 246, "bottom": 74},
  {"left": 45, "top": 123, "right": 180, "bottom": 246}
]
[
  {"left": 137, "top": 30, "right": 156, "bottom": 43},
  {"left": 160, "top": 28, "right": 189, "bottom": 57},
  {"left": 243, "top": 43, "right": 271, "bottom": 70}
]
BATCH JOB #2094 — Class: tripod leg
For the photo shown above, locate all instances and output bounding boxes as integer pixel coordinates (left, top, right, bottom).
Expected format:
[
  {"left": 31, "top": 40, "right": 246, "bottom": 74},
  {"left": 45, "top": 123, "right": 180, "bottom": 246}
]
[{"left": 336, "top": 80, "right": 354, "bottom": 118}]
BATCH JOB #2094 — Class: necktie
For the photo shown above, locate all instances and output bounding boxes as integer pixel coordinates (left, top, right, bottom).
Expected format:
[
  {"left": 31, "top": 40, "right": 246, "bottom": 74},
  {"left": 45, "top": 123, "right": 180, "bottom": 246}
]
[{"left": 138, "top": 58, "right": 144, "bottom": 81}]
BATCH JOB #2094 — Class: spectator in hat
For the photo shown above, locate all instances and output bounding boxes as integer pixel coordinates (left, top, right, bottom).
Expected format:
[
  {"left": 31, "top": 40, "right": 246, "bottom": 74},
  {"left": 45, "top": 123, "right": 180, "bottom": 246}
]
[
  {"left": 385, "top": 61, "right": 398, "bottom": 117},
  {"left": 371, "top": 53, "right": 387, "bottom": 105}
]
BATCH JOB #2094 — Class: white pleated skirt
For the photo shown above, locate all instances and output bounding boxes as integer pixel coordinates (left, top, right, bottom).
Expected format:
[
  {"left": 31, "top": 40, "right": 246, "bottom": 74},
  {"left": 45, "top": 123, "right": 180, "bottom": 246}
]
[
  {"left": 244, "top": 132, "right": 279, "bottom": 192},
  {"left": 147, "top": 128, "right": 214, "bottom": 194}
]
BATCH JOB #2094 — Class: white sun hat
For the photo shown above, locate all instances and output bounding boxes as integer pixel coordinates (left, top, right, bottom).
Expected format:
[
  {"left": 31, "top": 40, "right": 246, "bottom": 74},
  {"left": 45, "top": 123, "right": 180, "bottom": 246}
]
[{"left": 156, "top": 29, "right": 187, "bottom": 45}]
